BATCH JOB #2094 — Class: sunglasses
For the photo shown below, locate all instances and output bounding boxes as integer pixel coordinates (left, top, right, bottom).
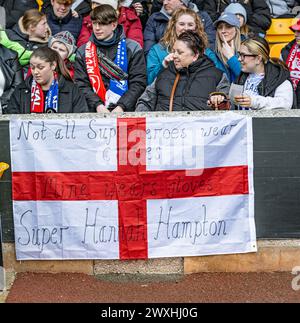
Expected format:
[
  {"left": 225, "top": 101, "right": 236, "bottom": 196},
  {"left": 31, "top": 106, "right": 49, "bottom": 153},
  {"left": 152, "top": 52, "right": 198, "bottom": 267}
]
[{"left": 237, "top": 52, "right": 258, "bottom": 60}]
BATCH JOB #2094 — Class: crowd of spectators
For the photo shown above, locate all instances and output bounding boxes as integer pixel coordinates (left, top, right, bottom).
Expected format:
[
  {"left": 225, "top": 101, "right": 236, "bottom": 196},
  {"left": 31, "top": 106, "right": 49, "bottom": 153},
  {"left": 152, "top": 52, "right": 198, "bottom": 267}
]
[{"left": 0, "top": 0, "right": 299, "bottom": 113}]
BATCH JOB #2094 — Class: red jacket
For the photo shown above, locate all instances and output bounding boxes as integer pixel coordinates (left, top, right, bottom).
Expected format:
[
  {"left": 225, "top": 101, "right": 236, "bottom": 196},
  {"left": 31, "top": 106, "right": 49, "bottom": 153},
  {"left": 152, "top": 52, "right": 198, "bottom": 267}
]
[{"left": 77, "top": 7, "right": 143, "bottom": 48}]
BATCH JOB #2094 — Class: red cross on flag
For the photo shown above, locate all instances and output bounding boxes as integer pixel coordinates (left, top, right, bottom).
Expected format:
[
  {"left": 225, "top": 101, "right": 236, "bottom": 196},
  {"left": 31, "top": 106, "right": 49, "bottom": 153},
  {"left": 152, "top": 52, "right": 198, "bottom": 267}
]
[{"left": 10, "top": 115, "right": 256, "bottom": 260}]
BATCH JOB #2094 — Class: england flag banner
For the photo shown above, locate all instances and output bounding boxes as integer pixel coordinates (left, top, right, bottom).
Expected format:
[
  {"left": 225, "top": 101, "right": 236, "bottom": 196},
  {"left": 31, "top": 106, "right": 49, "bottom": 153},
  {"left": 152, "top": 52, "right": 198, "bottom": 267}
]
[{"left": 10, "top": 115, "right": 256, "bottom": 260}]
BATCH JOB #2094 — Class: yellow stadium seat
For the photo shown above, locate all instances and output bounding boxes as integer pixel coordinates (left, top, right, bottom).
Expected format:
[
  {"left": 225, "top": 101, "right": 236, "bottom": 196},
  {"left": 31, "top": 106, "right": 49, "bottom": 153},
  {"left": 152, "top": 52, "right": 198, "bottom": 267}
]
[
  {"left": 269, "top": 42, "right": 288, "bottom": 59},
  {"left": 266, "top": 18, "right": 298, "bottom": 44},
  {"left": 36, "top": 0, "right": 43, "bottom": 11}
]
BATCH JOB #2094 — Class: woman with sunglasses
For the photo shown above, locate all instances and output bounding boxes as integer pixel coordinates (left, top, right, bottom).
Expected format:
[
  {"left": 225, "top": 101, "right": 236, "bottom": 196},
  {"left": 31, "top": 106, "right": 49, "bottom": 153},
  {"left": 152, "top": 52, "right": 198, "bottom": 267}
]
[{"left": 233, "top": 36, "right": 295, "bottom": 110}]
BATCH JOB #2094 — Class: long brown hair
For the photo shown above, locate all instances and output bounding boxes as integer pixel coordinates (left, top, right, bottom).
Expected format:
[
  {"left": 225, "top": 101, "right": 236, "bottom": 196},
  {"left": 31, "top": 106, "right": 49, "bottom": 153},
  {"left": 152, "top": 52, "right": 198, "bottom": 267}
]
[
  {"left": 160, "top": 8, "right": 208, "bottom": 52},
  {"left": 91, "top": 4, "right": 118, "bottom": 24},
  {"left": 30, "top": 47, "right": 72, "bottom": 81}
]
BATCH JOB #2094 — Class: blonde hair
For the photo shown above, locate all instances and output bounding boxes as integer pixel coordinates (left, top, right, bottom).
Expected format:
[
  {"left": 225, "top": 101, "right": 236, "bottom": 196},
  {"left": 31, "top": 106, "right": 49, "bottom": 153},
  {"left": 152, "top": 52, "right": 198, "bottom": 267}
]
[
  {"left": 241, "top": 36, "right": 288, "bottom": 69},
  {"left": 216, "top": 25, "right": 241, "bottom": 66},
  {"left": 160, "top": 8, "right": 208, "bottom": 52},
  {"left": 22, "top": 9, "right": 46, "bottom": 31}
]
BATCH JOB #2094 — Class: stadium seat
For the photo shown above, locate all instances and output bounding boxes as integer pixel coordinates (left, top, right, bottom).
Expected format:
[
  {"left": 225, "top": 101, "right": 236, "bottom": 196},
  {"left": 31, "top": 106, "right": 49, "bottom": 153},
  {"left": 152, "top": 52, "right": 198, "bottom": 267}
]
[
  {"left": 266, "top": 18, "right": 298, "bottom": 44},
  {"left": 269, "top": 42, "right": 288, "bottom": 59},
  {"left": 36, "top": 0, "right": 43, "bottom": 11}
]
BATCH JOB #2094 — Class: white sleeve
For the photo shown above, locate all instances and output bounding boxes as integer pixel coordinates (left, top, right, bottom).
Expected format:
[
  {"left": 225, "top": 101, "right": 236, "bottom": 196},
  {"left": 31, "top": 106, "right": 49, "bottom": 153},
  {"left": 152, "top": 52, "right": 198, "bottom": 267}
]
[{"left": 251, "top": 80, "right": 294, "bottom": 110}]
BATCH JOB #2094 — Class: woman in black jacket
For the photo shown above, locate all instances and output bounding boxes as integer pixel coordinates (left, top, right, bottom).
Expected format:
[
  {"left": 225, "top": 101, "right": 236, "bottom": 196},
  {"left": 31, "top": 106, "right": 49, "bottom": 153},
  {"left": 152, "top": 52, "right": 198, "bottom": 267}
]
[
  {"left": 203, "top": 0, "right": 271, "bottom": 36},
  {"left": 136, "top": 31, "right": 230, "bottom": 112},
  {"left": 6, "top": 47, "right": 88, "bottom": 114}
]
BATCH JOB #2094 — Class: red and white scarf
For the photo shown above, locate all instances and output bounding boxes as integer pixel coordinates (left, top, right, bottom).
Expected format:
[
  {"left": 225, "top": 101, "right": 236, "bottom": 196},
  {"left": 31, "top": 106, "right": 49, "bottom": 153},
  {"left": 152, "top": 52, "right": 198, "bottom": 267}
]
[
  {"left": 30, "top": 75, "right": 59, "bottom": 113},
  {"left": 31, "top": 80, "right": 44, "bottom": 113},
  {"left": 85, "top": 41, "right": 106, "bottom": 102},
  {"left": 286, "top": 42, "right": 300, "bottom": 90}
]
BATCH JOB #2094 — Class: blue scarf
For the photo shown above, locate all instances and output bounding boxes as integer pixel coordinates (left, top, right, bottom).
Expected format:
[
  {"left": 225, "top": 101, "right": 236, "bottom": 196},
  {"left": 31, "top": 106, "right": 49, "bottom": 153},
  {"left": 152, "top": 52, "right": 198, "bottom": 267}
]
[
  {"left": 45, "top": 79, "right": 59, "bottom": 113},
  {"left": 106, "top": 38, "right": 128, "bottom": 106}
]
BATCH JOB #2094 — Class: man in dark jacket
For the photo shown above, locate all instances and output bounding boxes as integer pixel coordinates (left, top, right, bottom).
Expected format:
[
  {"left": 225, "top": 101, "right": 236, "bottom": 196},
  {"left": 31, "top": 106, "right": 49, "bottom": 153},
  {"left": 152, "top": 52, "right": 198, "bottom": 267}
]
[
  {"left": 136, "top": 59, "right": 229, "bottom": 111},
  {"left": 42, "top": 0, "right": 91, "bottom": 17},
  {"left": 203, "top": 0, "right": 271, "bottom": 37},
  {"left": 47, "top": 0, "right": 83, "bottom": 41},
  {"left": 144, "top": 0, "right": 216, "bottom": 56},
  {"left": 0, "top": 0, "right": 38, "bottom": 28},
  {"left": 75, "top": 4, "right": 146, "bottom": 113}
]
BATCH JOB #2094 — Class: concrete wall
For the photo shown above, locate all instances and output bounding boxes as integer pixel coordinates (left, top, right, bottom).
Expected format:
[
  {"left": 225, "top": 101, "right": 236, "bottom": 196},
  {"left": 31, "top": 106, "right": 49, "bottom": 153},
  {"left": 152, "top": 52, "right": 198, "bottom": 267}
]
[{"left": 1, "top": 111, "right": 300, "bottom": 274}]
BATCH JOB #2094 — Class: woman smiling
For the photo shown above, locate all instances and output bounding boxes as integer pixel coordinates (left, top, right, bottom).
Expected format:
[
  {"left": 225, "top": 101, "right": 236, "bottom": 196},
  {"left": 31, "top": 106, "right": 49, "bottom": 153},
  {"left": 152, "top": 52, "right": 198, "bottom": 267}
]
[
  {"left": 146, "top": 7, "right": 208, "bottom": 85},
  {"left": 234, "top": 37, "right": 295, "bottom": 110}
]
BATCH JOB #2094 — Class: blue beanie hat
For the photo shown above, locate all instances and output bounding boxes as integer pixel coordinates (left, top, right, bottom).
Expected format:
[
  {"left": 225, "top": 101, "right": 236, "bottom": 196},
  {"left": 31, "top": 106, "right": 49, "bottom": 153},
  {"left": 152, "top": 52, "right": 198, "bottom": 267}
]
[{"left": 214, "top": 13, "right": 241, "bottom": 29}]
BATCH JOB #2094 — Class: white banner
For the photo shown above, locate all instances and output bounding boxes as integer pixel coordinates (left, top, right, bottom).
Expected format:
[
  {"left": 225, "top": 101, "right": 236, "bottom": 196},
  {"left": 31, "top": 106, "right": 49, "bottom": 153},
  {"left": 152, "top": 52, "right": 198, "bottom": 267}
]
[{"left": 10, "top": 114, "right": 256, "bottom": 260}]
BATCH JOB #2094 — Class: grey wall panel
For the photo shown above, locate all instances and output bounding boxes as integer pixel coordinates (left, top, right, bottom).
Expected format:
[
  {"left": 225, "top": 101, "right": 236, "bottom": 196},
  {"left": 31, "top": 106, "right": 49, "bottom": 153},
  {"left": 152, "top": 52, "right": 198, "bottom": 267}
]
[
  {"left": 0, "top": 121, "right": 13, "bottom": 242},
  {"left": 253, "top": 118, "right": 300, "bottom": 238}
]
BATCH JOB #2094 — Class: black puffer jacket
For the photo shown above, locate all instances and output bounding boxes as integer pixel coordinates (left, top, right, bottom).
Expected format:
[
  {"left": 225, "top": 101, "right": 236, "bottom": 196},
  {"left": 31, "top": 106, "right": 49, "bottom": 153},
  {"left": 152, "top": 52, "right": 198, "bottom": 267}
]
[
  {"left": 203, "top": 0, "right": 271, "bottom": 35},
  {"left": 6, "top": 76, "right": 89, "bottom": 114},
  {"left": 0, "top": 45, "right": 23, "bottom": 111},
  {"left": 136, "top": 57, "right": 229, "bottom": 111},
  {"left": 0, "top": 0, "right": 38, "bottom": 28},
  {"left": 75, "top": 25, "right": 146, "bottom": 112}
]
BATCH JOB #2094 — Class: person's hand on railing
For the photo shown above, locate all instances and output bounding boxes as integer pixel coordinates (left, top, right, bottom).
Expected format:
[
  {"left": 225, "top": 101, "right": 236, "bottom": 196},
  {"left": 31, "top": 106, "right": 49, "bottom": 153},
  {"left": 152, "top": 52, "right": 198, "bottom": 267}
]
[{"left": 208, "top": 92, "right": 230, "bottom": 110}]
